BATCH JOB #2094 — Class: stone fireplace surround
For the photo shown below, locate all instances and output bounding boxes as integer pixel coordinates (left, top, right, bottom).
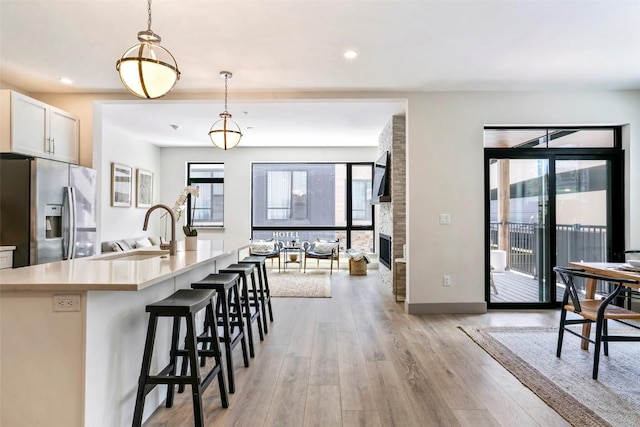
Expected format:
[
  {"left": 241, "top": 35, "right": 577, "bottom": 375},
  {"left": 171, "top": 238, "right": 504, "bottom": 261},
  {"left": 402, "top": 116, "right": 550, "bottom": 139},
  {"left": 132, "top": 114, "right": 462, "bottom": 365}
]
[{"left": 376, "top": 115, "right": 406, "bottom": 299}]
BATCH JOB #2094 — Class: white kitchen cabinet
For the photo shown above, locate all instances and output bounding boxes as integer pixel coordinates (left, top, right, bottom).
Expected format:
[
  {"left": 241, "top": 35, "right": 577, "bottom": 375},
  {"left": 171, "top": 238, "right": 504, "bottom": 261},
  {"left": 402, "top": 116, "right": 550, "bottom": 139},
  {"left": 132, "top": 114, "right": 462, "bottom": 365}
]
[
  {"left": 0, "top": 90, "right": 79, "bottom": 164},
  {"left": 48, "top": 105, "right": 79, "bottom": 163}
]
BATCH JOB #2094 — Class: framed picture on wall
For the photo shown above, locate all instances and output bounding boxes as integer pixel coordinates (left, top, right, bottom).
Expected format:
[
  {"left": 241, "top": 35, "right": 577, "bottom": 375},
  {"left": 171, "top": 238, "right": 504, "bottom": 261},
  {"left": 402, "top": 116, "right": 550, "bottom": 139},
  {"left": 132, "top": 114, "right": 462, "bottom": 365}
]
[
  {"left": 136, "top": 168, "right": 153, "bottom": 208},
  {"left": 111, "top": 163, "right": 132, "bottom": 207}
]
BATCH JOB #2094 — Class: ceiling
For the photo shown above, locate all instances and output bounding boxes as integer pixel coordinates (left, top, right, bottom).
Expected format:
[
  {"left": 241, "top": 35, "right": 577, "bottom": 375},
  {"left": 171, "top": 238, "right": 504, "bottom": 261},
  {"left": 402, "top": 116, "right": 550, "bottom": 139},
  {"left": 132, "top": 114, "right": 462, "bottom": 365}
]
[
  {"left": 100, "top": 100, "right": 406, "bottom": 147},
  {"left": 2, "top": 0, "right": 639, "bottom": 147}
]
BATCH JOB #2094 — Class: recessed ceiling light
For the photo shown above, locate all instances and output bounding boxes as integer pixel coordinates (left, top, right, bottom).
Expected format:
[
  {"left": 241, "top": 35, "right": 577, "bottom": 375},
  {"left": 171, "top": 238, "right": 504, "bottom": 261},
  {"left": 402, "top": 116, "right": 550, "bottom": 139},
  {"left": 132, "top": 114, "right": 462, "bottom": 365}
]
[
  {"left": 343, "top": 50, "right": 358, "bottom": 59},
  {"left": 59, "top": 77, "right": 73, "bottom": 85}
]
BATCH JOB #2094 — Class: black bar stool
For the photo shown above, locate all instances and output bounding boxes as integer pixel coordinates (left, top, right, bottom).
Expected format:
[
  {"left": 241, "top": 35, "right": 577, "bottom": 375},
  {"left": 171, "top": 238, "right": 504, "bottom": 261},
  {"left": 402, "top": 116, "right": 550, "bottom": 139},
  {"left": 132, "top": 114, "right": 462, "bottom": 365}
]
[
  {"left": 219, "top": 263, "right": 264, "bottom": 357},
  {"left": 239, "top": 256, "right": 274, "bottom": 333},
  {"left": 189, "top": 273, "right": 249, "bottom": 393},
  {"left": 132, "top": 289, "right": 228, "bottom": 427}
]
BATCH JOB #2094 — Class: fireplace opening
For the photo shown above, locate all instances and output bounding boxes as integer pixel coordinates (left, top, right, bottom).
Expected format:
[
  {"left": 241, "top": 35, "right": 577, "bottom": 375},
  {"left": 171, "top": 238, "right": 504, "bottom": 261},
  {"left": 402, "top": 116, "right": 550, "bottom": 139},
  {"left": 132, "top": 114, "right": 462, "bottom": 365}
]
[{"left": 379, "top": 233, "right": 392, "bottom": 269}]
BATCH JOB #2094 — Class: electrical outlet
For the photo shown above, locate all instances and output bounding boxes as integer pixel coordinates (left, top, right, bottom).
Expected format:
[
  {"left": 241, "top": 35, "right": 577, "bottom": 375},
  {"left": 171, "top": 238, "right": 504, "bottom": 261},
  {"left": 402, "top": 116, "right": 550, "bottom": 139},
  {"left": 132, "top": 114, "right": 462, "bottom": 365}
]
[
  {"left": 443, "top": 275, "right": 451, "bottom": 287},
  {"left": 53, "top": 295, "right": 81, "bottom": 312}
]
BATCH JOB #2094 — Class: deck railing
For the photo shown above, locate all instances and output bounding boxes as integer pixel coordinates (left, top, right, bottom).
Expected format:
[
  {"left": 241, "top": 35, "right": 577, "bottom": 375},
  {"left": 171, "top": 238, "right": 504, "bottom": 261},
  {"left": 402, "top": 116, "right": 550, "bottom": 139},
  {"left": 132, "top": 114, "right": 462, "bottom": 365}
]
[
  {"left": 490, "top": 222, "right": 614, "bottom": 297},
  {"left": 489, "top": 222, "right": 607, "bottom": 277}
]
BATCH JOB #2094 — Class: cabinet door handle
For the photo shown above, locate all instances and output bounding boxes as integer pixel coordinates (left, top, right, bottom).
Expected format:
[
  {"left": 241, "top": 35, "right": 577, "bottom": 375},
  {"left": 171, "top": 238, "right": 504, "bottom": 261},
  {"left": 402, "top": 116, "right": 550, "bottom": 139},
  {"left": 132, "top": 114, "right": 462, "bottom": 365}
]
[
  {"left": 51, "top": 137, "right": 55, "bottom": 154},
  {"left": 45, "top": 137, "right": 50, "bottom": 153}
]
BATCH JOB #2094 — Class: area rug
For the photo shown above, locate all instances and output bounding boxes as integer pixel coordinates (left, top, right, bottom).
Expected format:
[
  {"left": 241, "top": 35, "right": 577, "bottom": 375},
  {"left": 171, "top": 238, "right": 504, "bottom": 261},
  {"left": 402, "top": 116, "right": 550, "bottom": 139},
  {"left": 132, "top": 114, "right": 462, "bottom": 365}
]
[
  {"left": 459, "top": 326, "right": 640, "bottom": 427},
  {"left": 267, "top": 271, "right": 332, "bottom": 298}
]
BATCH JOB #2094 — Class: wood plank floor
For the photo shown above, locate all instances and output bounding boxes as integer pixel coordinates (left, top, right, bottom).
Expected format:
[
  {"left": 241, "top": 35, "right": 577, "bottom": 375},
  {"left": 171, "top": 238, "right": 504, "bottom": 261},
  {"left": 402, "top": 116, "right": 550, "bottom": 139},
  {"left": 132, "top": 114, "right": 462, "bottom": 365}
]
[{"left": 143, "top": 271, "right": 568, "bottom": 427}]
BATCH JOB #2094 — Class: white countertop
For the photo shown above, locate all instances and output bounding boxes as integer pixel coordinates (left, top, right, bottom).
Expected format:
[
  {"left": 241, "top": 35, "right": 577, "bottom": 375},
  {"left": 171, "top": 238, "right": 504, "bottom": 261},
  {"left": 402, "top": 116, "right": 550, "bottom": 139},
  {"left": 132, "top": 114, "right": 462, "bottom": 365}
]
[
  {"left": 0, "top": 240, "right": 231, "bottom": 292},
  {"left": 0, "top": 246, "right": 16, "bottom": 251}
]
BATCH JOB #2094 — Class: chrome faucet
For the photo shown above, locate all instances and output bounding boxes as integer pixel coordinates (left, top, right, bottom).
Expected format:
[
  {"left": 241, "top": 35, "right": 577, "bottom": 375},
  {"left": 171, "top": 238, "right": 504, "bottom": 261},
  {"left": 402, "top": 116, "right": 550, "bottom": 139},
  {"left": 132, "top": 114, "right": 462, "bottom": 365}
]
[{"left": 143, "top": 204, "right": 177, "bottom": 255}]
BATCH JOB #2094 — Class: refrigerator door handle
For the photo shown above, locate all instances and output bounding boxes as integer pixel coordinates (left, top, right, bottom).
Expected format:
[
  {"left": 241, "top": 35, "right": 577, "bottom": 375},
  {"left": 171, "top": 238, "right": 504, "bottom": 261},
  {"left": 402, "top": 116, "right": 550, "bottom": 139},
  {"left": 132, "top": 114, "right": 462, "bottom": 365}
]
[
  {"left": 69, "top": 187, "right": 77, "bottom": 259},
  {"left": 63, "top": 187, "right": 76, "bottom": 260}
]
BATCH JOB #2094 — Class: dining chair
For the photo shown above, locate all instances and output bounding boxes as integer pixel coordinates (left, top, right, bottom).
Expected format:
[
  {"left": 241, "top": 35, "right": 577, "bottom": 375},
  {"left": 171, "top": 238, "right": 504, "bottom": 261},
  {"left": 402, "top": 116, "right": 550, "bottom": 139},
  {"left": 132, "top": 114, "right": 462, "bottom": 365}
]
[
  {"left": 623, "top": 250, "right": 640, "bottom": 309},
  {"left": 553, "top": 266, "right": 640, "bottom": 379}
]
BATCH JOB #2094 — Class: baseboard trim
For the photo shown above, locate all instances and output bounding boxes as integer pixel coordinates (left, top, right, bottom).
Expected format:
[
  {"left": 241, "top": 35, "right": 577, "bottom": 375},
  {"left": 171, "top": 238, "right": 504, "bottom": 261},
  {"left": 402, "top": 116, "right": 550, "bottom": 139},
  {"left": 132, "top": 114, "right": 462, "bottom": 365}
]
[{"left": 406, "top": 302, "right": 487, "bottom": 314}]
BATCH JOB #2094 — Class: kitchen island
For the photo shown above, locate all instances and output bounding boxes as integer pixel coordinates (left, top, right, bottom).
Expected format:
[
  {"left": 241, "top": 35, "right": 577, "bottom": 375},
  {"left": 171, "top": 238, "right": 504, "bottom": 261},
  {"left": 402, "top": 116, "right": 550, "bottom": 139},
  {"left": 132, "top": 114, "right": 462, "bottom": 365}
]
[{"left": 0, "top": 240, "right": 247, "bottom": 427}]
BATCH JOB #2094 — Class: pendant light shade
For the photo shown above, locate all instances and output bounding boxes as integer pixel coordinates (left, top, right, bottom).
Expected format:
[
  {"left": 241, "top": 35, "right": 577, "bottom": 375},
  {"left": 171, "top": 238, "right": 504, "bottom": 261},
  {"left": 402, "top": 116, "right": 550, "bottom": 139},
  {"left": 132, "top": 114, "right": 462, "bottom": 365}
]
[
  {"left": 209, "top": 71, "right": 243, "bottom": 150},
  {"left": 116, "top": 1, "right": 180, "bottom": 99},
  {"left": 209, "top": 113, "right": 243, "bottom": 150}
]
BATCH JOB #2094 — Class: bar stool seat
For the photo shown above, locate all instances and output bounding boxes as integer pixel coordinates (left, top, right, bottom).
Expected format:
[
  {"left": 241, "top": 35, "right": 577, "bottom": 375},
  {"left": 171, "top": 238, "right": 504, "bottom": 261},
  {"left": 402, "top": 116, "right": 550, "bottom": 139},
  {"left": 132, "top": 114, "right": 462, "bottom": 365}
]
[
  {"left": 189, "top": 273, "right": 249, "bottom": 393},
  {"left": 219, "top": 263, "right": 264, "bottom": 357},
  {"left": 133, "top": 289, "right": 228, "bottom": 427},
  {"left": 239, "top": 256, "right": 274, "bottom": 333}
]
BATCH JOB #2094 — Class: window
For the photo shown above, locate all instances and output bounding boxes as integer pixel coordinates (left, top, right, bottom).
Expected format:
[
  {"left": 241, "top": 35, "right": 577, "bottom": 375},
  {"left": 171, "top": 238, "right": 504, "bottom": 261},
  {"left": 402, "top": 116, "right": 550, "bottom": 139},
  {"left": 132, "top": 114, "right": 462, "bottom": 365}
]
[
  {"left": 252, "top": 162, "right": 374, "bottom": 251},
  {"left": 186, "top": 163, "right": 224, "bottom": 227},
  {"left": 267, "top": 170, "right": 308, "bottom": 220},
  {"left": 483, "top": 128, "right": 616, "bottom": 149},
  {"left": 352, "top": 180, "right": 369, "bottom": 220}
]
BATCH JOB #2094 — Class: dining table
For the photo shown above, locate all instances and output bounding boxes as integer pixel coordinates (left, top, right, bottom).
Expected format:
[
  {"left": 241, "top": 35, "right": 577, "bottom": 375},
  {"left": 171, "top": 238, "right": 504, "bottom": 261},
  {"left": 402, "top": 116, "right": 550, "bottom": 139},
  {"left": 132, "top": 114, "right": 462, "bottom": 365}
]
[{"left": 568, "top": 261, "right": 640, "bottom": 350}]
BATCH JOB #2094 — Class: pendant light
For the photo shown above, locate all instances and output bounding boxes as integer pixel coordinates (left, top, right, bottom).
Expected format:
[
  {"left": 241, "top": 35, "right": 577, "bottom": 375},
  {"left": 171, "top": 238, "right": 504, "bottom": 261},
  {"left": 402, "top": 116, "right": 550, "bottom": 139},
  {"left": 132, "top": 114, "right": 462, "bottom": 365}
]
[
  {"left": 116, "top": 0, "right": 180, "bottom": 99},
  {"left": 209, "top": 71, "right": 243, "bottom": 150}
]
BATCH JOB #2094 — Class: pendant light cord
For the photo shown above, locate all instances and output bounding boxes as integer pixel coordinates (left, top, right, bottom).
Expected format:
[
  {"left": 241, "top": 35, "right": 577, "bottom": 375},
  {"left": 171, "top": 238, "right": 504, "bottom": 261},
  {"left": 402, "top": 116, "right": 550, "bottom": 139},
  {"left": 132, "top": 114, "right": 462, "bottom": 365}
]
[
  {"left": 147, "top": 0, "right": 153, "bottom": 32},
  {"left": 223, "top": 74, "right": 229, "bottom": 114}
]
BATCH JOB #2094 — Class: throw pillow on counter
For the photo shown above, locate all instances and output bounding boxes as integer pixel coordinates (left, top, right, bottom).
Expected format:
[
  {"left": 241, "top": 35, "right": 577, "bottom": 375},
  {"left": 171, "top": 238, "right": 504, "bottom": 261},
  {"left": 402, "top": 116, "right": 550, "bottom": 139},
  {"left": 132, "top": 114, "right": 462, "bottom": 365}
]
[
  {"left": 135, "top": 238, "right": 152, "bottom": 248},
  {"left": 110, "top": 242, "right": 125, "bottom": 252}
]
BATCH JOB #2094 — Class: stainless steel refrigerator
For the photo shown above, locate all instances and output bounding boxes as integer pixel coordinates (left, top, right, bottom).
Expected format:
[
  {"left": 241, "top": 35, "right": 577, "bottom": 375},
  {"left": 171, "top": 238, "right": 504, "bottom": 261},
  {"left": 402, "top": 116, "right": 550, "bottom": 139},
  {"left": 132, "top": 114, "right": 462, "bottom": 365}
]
[{"left": 0, "top": 156, "right": 97, "bottom": 268}]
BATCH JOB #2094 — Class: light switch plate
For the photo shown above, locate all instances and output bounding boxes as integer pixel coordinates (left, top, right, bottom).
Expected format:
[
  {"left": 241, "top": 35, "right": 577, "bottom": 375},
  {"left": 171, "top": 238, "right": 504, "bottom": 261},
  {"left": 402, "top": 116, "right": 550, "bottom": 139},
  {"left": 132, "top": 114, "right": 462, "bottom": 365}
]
[{"left": 439, "top": 213, "right": 451, "bottom": 225}]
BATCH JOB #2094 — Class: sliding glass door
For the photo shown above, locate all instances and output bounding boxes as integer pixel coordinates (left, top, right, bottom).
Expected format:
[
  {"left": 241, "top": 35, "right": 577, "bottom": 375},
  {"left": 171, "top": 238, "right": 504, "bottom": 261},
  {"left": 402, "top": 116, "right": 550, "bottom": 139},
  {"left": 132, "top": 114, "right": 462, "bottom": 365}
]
[
  {"left": 555, "top": 160, "right": 610, "bottom": 269},
  {"left": 484, "top": 127, "right": 624, "bottom": 308},
  {"left": 488, "top": 157, "right": 551, "bottom": 304}
]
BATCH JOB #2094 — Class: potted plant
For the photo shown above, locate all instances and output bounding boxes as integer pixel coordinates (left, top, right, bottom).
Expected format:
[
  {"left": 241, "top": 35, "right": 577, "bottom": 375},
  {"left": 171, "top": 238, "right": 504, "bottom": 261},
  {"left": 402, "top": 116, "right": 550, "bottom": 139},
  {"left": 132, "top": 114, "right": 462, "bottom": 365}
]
[
  {"left": 183, "top": 225, "right": 198, "bottom": 236},
  {"left": 183, "top": 226, "right": 197, "bottom": 251},
  {"left": 182, "top": 187, "right": 199, "bottom": 250}
]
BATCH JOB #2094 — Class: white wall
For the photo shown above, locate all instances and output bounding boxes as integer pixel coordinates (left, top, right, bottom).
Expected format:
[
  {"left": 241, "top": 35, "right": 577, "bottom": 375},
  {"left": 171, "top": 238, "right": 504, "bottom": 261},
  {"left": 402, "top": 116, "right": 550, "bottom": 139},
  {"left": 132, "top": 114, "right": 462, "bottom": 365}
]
[
  {"left": 405, "top": 90, "right": 640, "bottom": 312},
  {"left": 99, "top": 124, "right": 162, "bottom": 242},
  {"left": 159, "top": 146, "right": 379, "bottom": 251}
]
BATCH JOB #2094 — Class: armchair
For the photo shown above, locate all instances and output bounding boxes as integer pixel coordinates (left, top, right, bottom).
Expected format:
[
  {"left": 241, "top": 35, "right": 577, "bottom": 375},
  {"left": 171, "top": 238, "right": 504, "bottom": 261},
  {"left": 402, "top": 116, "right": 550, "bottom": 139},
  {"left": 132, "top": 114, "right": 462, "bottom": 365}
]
[
  {"left": 303, "top": 240, "right": 339, "bottom": 274},
  {"left": 249, "top": 240, "right": 283, "bottom": 272}
]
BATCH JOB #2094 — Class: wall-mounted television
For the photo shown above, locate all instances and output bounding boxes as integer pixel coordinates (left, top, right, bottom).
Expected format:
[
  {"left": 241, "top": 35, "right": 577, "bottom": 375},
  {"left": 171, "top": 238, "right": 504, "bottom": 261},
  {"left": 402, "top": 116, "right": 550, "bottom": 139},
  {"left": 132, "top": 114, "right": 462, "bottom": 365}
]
[{"left": 372, "top": 151, "right": 391, "bottom": 204}]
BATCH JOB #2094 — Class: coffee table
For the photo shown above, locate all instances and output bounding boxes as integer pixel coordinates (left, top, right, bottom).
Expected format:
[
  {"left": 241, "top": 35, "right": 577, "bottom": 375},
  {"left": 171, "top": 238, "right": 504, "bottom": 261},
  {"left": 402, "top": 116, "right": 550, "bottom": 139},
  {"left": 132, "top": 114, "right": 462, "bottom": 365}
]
[{"left": 282, "top": 245, "right": 303, "bottom": 271}]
